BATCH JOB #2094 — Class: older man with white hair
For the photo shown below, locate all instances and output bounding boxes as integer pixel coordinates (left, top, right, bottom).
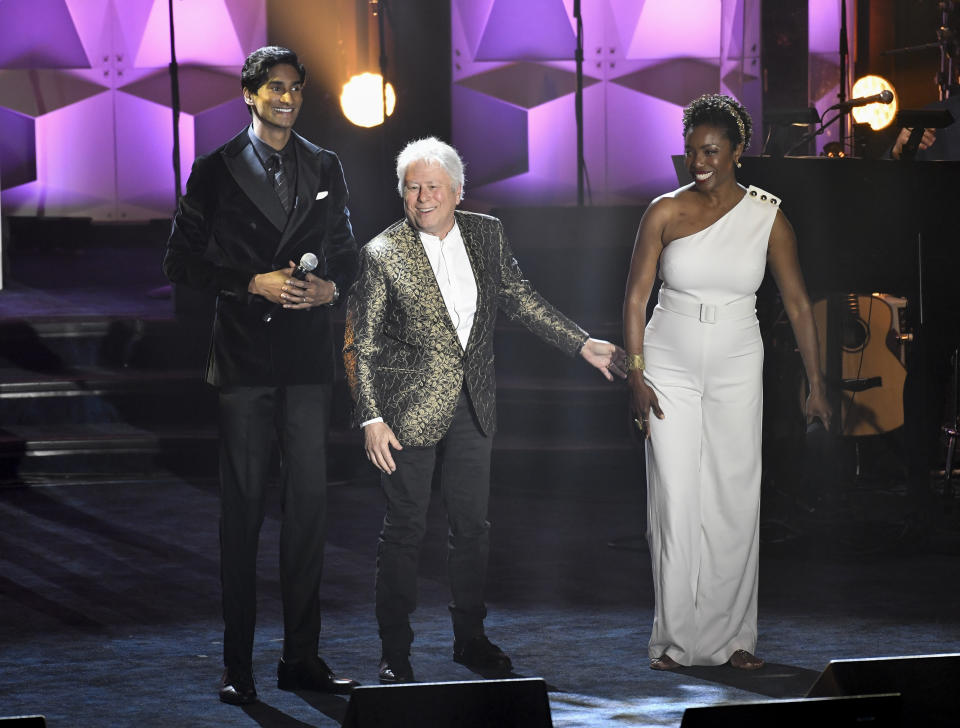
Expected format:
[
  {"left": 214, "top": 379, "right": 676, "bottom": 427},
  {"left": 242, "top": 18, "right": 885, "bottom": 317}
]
[{"left": 344, "top": 137, "right": 623, "bottom": 684}]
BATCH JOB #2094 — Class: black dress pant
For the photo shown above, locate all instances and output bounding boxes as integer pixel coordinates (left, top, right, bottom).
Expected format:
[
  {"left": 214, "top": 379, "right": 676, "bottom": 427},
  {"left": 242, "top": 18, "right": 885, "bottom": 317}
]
[
  {"left": 218, "top": 383, "right": 330, "bottom": 670},
  {"left": 375, "top": 388, "right": 493, "bottom": 656}
]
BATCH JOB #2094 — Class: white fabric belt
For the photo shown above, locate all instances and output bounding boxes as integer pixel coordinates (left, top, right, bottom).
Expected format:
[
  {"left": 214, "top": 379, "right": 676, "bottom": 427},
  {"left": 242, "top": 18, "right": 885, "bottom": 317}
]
[{"left": 657, "top": 288, "right": 756, "bottom": 324}]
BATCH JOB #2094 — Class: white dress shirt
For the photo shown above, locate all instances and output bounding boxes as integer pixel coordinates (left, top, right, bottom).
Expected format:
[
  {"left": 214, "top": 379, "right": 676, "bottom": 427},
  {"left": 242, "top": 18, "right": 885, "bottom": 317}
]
[
  {"left": 417, "top": 223, "right": 478, "bottom": 350},
  {"left": 361, "top": 222, "right": 478, "bottom": 428}
]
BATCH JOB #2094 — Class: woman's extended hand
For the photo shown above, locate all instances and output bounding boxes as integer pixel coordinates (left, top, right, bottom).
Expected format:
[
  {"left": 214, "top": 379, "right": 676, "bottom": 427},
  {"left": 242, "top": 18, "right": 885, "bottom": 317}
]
[
  {"left": 628, "top": 371, "right": 664, "bottom": 439},
  {"left": 805, "top": 388, "right": 833, "bottom": 431}
]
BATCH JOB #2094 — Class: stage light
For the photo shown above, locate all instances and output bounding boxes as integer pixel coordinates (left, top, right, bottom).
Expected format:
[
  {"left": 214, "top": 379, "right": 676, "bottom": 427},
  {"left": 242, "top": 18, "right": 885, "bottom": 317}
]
[
  {"left": 850, "top": 75, "right": 897, "bottom": 130},
  {"left": 340, "top": 73, "right": 396, "bottom": 128}
]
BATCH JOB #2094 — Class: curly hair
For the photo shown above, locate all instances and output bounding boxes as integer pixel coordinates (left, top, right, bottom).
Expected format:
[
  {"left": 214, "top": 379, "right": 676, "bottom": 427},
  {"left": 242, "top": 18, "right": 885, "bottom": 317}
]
[{"left": 682, "top": 94, "right": 753, "bottom": 152}]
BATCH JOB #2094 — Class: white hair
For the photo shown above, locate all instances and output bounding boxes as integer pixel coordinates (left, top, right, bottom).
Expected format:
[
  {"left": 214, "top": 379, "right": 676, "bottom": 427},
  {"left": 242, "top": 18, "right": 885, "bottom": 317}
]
[{"left": 395, "top": 137, "right": 466, "bottom": 200}]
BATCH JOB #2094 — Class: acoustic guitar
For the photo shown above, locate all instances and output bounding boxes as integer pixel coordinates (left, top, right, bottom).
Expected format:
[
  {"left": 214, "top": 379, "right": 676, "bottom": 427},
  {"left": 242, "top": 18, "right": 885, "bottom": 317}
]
[{"left": 811, "top": 293, "right": 908, "bottom": 436}]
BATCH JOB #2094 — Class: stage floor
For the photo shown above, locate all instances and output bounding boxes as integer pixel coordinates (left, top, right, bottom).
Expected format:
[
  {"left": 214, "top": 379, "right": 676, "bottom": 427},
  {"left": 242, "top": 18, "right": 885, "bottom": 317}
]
[
  {"left": 1, "top": 471, "right": 958, "bottom": 727},
  {"left": 3, "top": 237, "right": 960, "bottom": 726}
]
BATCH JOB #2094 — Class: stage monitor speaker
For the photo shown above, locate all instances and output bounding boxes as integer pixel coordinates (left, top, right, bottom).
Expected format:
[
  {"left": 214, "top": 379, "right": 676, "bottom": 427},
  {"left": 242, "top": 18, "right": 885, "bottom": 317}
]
[
  {"left": 0, "top": 718, "right": 46, "bottom": 727},
  {"left": 806, "top": 653, "right": 960, "bottom": 727},
  {"left": 341, "top": 677, "right": 552, "bottom": 728},
  {"left": 680, "top": 693, "right": 899, "bottom": 727}
]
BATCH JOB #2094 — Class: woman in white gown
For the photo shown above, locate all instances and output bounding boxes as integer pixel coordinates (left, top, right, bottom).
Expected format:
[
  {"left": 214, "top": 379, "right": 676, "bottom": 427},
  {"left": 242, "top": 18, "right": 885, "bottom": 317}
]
[{"left": 623, "top": 94, "right": 832, "bottom": 671}]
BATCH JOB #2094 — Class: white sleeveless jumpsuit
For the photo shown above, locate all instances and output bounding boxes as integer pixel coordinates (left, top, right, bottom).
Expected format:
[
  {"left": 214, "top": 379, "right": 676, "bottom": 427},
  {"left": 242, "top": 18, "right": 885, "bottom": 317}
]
[{"left": 644, "top": 185, "right": 781, "bottom": 666}]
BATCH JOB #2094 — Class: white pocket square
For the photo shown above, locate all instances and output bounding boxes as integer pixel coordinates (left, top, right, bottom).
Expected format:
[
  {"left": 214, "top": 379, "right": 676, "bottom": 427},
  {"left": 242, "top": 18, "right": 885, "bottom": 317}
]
[{"left": 315, "top": 191, "right": 328, "bottom": 200}]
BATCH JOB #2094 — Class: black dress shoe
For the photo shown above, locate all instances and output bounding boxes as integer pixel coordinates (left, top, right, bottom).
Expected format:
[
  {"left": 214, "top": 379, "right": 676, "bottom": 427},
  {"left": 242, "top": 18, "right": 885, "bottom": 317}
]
[
  {"left": 378, "top": 654, "right": 415, "bottom": 684},
  {"left": 453, "top": 635, "right": 512, "bottom": 672},
  {"left": 277, "top": 656, "right": 359, "bottom": 694},
  {"left": 219, "top": 667, "right": 258, "bottom": 705}
]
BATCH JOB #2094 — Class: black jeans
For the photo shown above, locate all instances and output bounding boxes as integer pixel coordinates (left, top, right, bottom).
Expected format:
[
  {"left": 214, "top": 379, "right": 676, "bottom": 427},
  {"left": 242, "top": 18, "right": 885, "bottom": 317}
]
[{"left": 375, "top": 388, "right": 493, "bottom": 656}]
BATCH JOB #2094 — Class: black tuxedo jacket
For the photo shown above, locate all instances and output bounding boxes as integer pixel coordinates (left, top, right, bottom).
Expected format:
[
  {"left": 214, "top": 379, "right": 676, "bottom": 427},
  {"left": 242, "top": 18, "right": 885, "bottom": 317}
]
[{"left": 164, "top": 126, "right": 359, "bottom": 387}]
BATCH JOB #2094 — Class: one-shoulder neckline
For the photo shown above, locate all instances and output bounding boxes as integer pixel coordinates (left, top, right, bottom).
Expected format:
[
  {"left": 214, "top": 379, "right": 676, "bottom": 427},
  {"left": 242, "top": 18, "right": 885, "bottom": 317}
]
[{"left": 664, "top": 190, "right": 748, "bottom": 247}]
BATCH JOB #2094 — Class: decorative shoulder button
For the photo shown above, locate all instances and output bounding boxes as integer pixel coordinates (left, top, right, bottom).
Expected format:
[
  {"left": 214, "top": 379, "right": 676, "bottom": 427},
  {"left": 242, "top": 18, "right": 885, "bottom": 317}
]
[
  {"left": 771, "top": 198, "right": 778, "bottom": 205},
  {"left": 749, "top": 190, "right": 758, "bottom": 196},
  {"left": 760, "top": 194, "right": 767, "bottom": 201}
]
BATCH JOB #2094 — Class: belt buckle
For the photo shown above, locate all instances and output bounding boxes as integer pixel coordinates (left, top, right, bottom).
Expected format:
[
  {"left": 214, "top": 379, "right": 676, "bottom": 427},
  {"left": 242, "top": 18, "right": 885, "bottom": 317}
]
[{"left": 700, "top": 303, "right": 717, "bottom": 324}]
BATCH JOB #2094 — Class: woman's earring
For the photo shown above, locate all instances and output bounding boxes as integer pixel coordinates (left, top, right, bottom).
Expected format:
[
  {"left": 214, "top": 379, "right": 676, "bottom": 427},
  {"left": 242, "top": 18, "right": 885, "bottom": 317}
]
[{"left": 736, "top": 159, "right": 742, "bottom": 168}]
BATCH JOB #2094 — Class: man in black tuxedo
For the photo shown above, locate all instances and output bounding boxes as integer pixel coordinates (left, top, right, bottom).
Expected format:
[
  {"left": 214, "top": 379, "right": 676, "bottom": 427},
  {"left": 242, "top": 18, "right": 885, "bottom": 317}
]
[{"left": 163, "top": 46, "right": 359, "bottom": 705}]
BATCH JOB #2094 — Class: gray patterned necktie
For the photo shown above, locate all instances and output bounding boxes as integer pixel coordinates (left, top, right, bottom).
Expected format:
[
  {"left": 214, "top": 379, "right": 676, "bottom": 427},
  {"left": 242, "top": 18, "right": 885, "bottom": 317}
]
[{"left": 267, "top": 153, "right": 292, "bottom": 214}]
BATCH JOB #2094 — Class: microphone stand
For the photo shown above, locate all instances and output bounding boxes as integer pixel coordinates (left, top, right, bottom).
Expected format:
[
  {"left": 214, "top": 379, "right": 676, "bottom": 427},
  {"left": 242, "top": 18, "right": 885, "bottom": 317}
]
[
  {"left": 574, "top": 0, "right": 585, "bottom": 206},
  {"left": 375, "top": 0, "right": 390, "bottom": 125},
  {"left": 372, "top": 0, "right": 393, "bottom": 210},
  {"left": 838, "top": 0, "right": 849, "bottom": 150},
  {"left": 167, "top": 0, "right": 181, "bottom": 202},
  {"left": 149, "top": 0, "right": 180, "bottom": 302},
  {"left": 782, "top": 108, "right": 842, "bottom": 156}
]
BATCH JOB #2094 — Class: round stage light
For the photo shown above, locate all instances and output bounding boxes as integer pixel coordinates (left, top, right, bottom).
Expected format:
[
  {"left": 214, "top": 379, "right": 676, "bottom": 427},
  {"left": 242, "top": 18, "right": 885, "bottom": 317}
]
[
  {"left": 340, "top": 73, "right": 396, "bottom": 128},
  {"left": 850, "top": 75, "right": 897, "bottom": 131}
]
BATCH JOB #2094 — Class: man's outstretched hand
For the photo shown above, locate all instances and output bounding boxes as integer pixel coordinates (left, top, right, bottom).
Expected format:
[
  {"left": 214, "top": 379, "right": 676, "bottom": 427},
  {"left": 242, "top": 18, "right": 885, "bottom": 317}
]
[{"left": 580, "top": 338, "right": 627, "bottom": 381}]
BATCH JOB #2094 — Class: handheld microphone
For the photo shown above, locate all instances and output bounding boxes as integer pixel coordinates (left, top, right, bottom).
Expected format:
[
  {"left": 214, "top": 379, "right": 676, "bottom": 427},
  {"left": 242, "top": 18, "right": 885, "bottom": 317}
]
[
  {"left": 833, "top": 90, "right": 893, "bottom": 111},
  {"left": 262, "top": 252, "right": 318, "bottom": 323}
]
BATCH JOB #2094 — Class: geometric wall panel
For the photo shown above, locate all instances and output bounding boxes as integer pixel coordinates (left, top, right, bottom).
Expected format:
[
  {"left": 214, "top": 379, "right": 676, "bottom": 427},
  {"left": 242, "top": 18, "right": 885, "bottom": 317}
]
[
  {"left": 808, "top": 0, "right": 842, "bottom": 54},
  {"left": 452, "top": 0, "right": 496, "bottom": 61},
  {"left": 0, "top": 0, "right": 90, "bottom": 69},
  {"left": 121, "top": 67, "right": 241, "bottom": 114},
  {"left": 526, "top": 85, "right": 601, "bottom": 198},
  {"left": 194, "top": 99, "right": 251, "bottom": 157},
  {"left": 0, "top": 0, "right": 266, "bottom": 221},
  {"left": 721, "top": 0, "right": 761, "bottom": 107},
  {"left": 114, "top": 93, "right": 193, "bottom": 218},
  {"left": 456, "top": 62, "right": 599, "bottom": 109},
  {"left": 606, "top": 0, "right": 647, "bottom": 55},
  {"left": 223, "top": 0, "right": 270, "bottom": 59},
  {"left": 630, "top": 0, "right": 722, "bottom": 58},
  {"left": 605, "top": 88, "right": 685, "bottom": 201},
  {"left": 454, "top": 91, "right": 583, "bottom": 206},
  {"left": 474, "top": 0, "right": 576, "bottom": 61},
  {"left": 453, "top": 0, "right": 764, "bottom": 208},
  {"left": 611, "top": 59, "right": 721, "bottom": 107},
  {"left": 29, "top": 93, "right": 118, "bottom": 218},
  {"left": 451, "top": 85, "right": 528, "bottom": 188},
  {"left": 722, "top": 66, "right": 760, "bottom": 96},
  {"left": 137, "top": 0, "right": 247, "bottom": 67},
  {"left": 0, "top": 70, "right": 108, "bottom": 117},
  {"left": 0, "top": 108, "right": 37, "bottom": 190}
]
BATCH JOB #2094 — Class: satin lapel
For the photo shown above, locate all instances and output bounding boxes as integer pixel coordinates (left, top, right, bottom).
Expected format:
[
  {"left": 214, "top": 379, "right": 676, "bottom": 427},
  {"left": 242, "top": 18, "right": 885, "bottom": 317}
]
[
  {"left": 221, "top": 132, "right": 288, "bottom": 231},
  {"left": 398, "top": 221, "right": 460, "bottom": 342},
  {"left": 457, "top": 212, "right": 490, "bottom": 354},
  {"left": 275, "top": 136, "right": 320, "bottom": 261}
]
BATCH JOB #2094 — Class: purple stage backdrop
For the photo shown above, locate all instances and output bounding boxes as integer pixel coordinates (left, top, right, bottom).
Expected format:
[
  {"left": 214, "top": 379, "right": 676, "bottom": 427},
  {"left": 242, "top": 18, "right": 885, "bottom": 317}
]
[
  {"left": 452, "top": 0, "right": 849, "bottom": 208},
  {"left": 0, "top": 0, "right": 265, "bottom": 221},
  {"left": 0, "top": 0, "right": 848, "bottom": 221}
]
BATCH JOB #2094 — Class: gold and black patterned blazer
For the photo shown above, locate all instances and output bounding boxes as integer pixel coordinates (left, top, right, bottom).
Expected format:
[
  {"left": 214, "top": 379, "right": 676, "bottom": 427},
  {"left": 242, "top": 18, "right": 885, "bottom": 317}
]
[{"left": 344, "top": 210, "right": 588, "bottom": 447}]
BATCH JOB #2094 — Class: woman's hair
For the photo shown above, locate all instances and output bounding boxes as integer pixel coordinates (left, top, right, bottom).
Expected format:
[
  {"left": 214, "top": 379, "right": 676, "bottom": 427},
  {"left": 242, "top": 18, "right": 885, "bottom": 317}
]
[
  {"left": 395, "top": 137, "right": 466, "bottom": 199},
  {"left": 682, "top": 94, "right": 752, "bottom": 152}
]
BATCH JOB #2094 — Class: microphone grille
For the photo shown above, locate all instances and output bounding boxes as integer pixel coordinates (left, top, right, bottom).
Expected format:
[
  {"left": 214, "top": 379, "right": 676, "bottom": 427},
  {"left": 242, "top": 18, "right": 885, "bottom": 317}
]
[
  {"left": 299, "top": 252, "right": 319, "bottom": 271},
  {"left": 880, "top": 89, "right": 893, "bottom": 103}
]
